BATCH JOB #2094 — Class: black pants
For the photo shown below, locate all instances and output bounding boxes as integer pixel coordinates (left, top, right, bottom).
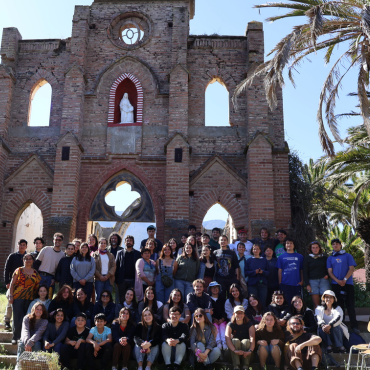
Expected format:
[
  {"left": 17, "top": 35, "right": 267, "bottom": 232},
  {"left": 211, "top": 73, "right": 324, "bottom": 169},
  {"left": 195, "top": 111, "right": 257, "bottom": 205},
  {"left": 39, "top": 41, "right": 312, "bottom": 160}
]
[
  {"left": 86, "top": 342, "right": 113, "bottom": 370},
  {"left": 117, "top": 279, "right": 135, "bottom": 305},
  {"left": 331, "top": 284, "right": 358, "bottom": 329},
  {"left": 60, "top": 342, "right": 87, "bottom": 369},
  {"left": 216, "top": 276, "right": 239, "bottom": 300},
  {"left": 12, "top": 299, "right": 32, "bottom": 341}
]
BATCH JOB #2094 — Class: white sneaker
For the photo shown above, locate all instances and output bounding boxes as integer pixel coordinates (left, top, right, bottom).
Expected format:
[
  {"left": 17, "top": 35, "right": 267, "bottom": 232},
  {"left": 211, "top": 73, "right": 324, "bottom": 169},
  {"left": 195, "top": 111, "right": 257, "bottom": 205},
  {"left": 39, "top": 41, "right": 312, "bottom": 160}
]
[{"left": 222, "top": 343, "right": 228, "bottom": 351}]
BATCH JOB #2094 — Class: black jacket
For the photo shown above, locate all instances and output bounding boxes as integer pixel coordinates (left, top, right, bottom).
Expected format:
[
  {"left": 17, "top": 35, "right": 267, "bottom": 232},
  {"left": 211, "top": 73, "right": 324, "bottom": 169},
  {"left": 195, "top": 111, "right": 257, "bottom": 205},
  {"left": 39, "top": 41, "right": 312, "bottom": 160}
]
[
  {"left": 4, "top": 252, "right": 26, "bottom": 284},
  {"left": 133, "top": 322, "right": 162, "bottom": 347},
  {"left": 111, "top": 321, "right": 135, "bottom": 345},
  {"left": 108, "top": 245, "right": 123, "bottom": 259},
  {"left": 210, "top": 296, "right": 226, "bottom": 321},
  {"left": 72, "top": 299, "right": 94, "bottom": 320},
  {"left": 115, "top": 248, "right": 141, "bottom": 284},
  {"left": 48, "top": 299, "right": 74, "bottom": 321},
  {"left": 161, "top": 322, "right": 189, "bottom": 343},
  {"left": 293, "top": 308, "right": 318, "bottom": 333},
  {"left": 92, "top": 301, "right": 116, "bottom": 325},
  {"left": 55, "top": 255, "right": 74, "bottom": 287},
  {"left": 268, "top": 303, "right": 291, "bottom": 322},
  {"left": 186, "top": 292, "right": 213, "bottom": 314}
]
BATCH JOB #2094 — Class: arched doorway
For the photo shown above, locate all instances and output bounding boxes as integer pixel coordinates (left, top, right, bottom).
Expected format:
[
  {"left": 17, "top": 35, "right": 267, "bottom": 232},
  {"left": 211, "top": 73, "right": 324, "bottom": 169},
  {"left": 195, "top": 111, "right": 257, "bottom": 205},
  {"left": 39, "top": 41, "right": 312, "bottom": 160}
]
[
  {"left": 14, "top": 202, "right": 43, "bottom": 252},
  {"left": 88, "top": 170, "right": 157, "bottom": 249}
]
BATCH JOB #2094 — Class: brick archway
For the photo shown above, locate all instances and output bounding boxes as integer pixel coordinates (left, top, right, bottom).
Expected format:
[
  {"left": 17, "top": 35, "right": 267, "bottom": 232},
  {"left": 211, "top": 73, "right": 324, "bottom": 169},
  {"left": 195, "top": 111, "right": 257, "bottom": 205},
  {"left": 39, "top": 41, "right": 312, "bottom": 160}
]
[{"left": 108, "top": 73, "right": 143, "bottom": 125}]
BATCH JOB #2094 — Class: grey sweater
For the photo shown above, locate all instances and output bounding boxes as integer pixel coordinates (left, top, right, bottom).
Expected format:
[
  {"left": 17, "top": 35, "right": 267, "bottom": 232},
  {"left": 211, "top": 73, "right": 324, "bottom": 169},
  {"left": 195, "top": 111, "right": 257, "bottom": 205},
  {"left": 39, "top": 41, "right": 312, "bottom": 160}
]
[
  {"left": 21, "top": 317, "right": 48, "bottom": 347},
  {"left": 70, "top": 257, "right": 96, "bottom": 282}
]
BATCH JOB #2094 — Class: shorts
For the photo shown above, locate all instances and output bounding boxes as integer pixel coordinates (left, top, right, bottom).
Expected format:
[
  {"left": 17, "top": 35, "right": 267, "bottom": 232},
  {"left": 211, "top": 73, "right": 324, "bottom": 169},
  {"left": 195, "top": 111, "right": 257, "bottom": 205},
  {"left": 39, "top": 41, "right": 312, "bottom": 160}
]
[
  {"left": 257, "top": 344, "right": 282, "bottom": 364},
  {"left": 308, "top": 278, "right": 331, "bottom": 295}
]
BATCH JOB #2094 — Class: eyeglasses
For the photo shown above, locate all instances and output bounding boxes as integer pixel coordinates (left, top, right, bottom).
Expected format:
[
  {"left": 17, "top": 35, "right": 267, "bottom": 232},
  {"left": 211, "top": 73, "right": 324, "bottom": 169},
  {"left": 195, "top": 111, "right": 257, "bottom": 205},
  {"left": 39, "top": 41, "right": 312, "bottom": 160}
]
[
  {"left": 291, "top": 322, "right": 301, "bottom": 326},
  {"left": 54, "top": 239, "right": 63, "bottom": 242},
  {"left": 195, "top": 314, "right": 203, "bottom": 318},
  {"left": 101, "top": 294, "right": 109, "bottom": 298}
]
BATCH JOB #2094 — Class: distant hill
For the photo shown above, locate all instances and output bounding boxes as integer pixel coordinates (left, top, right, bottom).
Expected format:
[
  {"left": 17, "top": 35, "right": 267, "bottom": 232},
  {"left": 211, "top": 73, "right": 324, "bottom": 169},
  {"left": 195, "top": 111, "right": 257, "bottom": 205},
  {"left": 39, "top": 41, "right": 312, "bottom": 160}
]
[{"left": 202, "top": 220, "right": 226, "bottom": 230}]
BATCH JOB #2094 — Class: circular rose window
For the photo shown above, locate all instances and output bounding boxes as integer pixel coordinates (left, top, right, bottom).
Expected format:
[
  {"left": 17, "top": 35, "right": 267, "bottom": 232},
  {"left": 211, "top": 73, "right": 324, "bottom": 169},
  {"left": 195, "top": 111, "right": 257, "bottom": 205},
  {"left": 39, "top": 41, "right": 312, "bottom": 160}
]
[{"left": 108, "top": 12, "right": 152, "bottom": 50}]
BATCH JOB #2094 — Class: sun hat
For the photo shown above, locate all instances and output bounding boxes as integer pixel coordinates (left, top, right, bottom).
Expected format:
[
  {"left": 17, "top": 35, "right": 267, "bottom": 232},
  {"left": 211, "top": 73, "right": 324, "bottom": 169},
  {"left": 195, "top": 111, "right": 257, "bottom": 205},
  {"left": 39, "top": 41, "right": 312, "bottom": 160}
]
[{"left": 321, "top": 290, "right": 337, "bottom": 302}]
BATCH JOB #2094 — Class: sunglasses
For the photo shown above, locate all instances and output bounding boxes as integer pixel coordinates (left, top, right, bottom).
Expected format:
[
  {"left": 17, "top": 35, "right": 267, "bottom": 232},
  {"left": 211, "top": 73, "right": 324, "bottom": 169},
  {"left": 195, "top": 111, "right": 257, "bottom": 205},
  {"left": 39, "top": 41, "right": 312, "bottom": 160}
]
[
  {"left": 195, "top": 314, "right": 203, "bottom": 318},
  {"left": 101, "top": 294, "right": 109, "bottom": 298},
  {"left": 291, "top": 322, "right": 301, "bottom": 326}
]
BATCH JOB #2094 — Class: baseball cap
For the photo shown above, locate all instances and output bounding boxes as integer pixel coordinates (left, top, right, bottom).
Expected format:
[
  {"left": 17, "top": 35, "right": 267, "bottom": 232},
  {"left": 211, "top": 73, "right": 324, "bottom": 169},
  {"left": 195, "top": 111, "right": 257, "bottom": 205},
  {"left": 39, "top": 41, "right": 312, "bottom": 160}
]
[{"left": 233, "top": 305, "right": 245, "bottom": 313}]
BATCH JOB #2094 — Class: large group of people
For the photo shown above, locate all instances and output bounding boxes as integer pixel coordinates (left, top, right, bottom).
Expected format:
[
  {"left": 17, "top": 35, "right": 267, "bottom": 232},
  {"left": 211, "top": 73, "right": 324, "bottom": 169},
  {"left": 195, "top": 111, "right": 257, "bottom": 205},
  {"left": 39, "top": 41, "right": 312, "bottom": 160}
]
[{"left": 3, "top": 224, "right": 361, "bottom": 370}]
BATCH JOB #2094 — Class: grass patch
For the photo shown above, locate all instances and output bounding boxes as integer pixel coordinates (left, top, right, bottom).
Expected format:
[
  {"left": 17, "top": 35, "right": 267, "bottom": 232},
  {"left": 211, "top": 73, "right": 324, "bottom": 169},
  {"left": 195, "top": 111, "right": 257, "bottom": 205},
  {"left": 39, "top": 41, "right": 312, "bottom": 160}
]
[{"left": 0, "top": 294, "right": 7, "bottom": 321}]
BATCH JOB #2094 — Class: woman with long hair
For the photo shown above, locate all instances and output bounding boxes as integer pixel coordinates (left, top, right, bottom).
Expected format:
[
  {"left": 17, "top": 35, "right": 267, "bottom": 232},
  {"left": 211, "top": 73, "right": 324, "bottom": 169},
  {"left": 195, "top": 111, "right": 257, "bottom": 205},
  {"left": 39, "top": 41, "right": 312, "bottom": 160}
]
[
  {"left": 225, "top": 284, "right": 248, "bottom": 320},
  {"left": 174, "top": 243, "right": 200, "bottom": 298},
  {"left": 122, "top": 288, "right": 139, "bottom": 324},
  {"left": 163, "top": 288, "right": 191, "bottom": 324},
  {"left": 9, "top": 253, "right": 41, "bottom": 344},
  {"left": 178, "top": 235, "right": 197, "bottom": 256},
  {"left": 135, "top": 247, "right": 157, "bottom": 301},
  {"left": 92, "top": 290, "right": 116, "bottom": 326},
  {"left": 246, "top": 294, "right": 266, "bottom": 328},
  {"left": 190, "top": 308, "right": 221, "bottom": 369},
  {"left": 27, "top": 284, "right": 51, "bottom": 314},
  {"left": 145, "top": 239, "right": 159, "bottom": 261},
  {"left": 92, "top": 238, "right": 116, "bottom": 301},
  {"left": 244, "top": 244, "right": 269, "bottom": 307},
  {"left": 267, "top": 290, "right": 291, "bottom": 328},
  {"left": 43, "top": 308, "right": 69, "bottom": 354},
  {"left": 71, "top": 287, "right": 94, "bottom": 328},
  {"left": 133, "top": 308, "right": 162, "bottom": 370},
  {"left": 290, "top": 295, "right": 317, "bottom": 333},
  {"left": 155, "top": 244, "right": 178, "bottom": 303},
  {"left": 138, "top": 286, "right": 164, "bottom": 323},
  {"left": 70, "top": 242, "right": 96, "bottom": 301},
  {"left": 17, "top": 302, "right": 48, "bottom": 361},
  {"left": 168, "top": 238, "right": 179, "bottom": 259},
  {"left": 303, "top": 241, "right": 330, "bottom": 309},
  {"left": 197, "top": 245, "right": 216, "bottom": 288},
  {"left": 255, "top": 312, "right": 284, "bottom": 369},
  {"left": 225, "top": 305, "right": 255, "bottom": 370},
  {"left": 48, "top": 285, "right": 74, "bottom": 321},
  {"left": 88, "top": 234, "right": 99, "bottom": 253},
  {"left": 315, "top": 290, "right": 349, "bottom": 353},
  {"left": 178, "top": 234, "right": 188, "bottom": 252},
  {"left": 111, "top": 307, "right": 136, "bottom": 370}
]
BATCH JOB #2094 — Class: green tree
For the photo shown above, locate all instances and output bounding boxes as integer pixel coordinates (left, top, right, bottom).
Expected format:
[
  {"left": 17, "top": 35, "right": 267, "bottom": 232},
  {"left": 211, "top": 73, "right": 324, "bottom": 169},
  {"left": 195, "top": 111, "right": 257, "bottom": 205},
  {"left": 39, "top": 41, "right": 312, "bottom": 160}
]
[{"left": 233, "top": 0, "right": 370, "bottom": 155}]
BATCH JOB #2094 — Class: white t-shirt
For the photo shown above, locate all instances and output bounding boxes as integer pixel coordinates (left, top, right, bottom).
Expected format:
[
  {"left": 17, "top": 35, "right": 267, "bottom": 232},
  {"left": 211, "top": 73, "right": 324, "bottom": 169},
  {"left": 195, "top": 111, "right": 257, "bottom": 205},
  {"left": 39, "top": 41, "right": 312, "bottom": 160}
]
[
  {"left": 229, "top": 240, "right": 253, "bottom": 256},
  {"left": 37, "top": 246, "right": 64, "bottom": 275},
  {"left": 100, "top": 254, "right": 109, "bottom": 275}
]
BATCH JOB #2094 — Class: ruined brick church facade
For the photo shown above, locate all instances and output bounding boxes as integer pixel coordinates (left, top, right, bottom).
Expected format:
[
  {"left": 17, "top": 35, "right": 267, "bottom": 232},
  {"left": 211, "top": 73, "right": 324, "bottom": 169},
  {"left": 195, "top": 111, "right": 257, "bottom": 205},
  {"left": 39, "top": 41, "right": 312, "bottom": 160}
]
[{"left": 0, "top": 0, "right": 291, "bottom": 269}]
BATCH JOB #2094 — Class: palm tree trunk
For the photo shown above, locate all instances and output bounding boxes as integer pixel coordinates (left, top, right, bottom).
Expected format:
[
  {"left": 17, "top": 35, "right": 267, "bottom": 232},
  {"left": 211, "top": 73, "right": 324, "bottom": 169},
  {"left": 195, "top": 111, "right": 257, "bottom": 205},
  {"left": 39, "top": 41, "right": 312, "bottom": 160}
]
[{"left": 356, "top": 218, "right": 370, "bottom": 290}]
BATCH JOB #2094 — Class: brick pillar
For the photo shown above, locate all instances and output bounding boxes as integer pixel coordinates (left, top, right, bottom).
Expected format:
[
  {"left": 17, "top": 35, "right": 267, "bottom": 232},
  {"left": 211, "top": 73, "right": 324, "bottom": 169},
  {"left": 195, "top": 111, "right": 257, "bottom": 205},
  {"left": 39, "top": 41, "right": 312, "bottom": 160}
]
[
  {"left": 0, "top": 66, "right": 15, "bottom": 140},
  {"left": 50, "top": 133, "right": 83, "bottom": 240},
  {"left": 246, "top": 133, "right": 275, "bottom": 238},
  {"left": 0, "top": 27, "right": 22, "bottom": 69},
  {"left": 164, "top": 134, "right": 190, "bottom": 240},
  {"left": 50, "top": 6, "right": 89, "bottom": 241}
]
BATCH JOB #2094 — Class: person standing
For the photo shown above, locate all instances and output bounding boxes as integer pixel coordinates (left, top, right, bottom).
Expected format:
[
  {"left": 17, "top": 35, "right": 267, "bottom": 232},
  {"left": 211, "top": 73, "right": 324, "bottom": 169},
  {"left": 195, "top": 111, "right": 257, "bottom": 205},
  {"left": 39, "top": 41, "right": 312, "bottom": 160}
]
[
  {"left": 277, "top": 238, "right": 304, "bottom": 304},
  {"left": 9, "top": 253, "right": 41, "bottom": 344},
  {"left": 264, "top": 246, "right": 279, "bottom": 306},
  {"left": 107, "top": 232, "right": 123, "bottom": 304},
  {"left": 161, "top": 307, "right": 190, "bottom": 370},
  {"left": 327, "top": 238, "right": 359, "bottom": 334},
  {"left": 230, "top": 229, "right": 253, "bottom": 256},
  {"left": 115, "top": 235, "right": 141, "bottom": 304},
  {"left": 274, "top": 229, "right": 287, "bottom": 258},
  {"left": 31, "top": 237, "right": 45, "bottom": 265},
  {"left": 92, "top": 238, "right": 116, "bottom": 301},
  {"left": 55, "top": 243, "right": 75, "bottom": 289},
  {"left": 3, "top": 239, "right": 27, "bottom": 330},
  {"left": 213, "top": 235, "right": 240, "bottom": 300},
  {"left": 36, "top": 233, "right": 65, "bottom": 294},
  {"left": 249, "top": 228, "right": 276, "bottom": 253},
  {"left": 140, "top": 225, "right": 163, "bottom": 253},
  {"left": 208, "top": 228, "right": 221, "bottom": 252}
]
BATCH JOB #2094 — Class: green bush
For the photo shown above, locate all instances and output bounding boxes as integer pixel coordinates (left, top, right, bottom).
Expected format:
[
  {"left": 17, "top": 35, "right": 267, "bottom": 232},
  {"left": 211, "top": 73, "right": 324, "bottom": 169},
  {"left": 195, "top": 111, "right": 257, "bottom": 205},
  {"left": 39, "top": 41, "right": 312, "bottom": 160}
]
[{"left": 353, "top": 278, "right": 370, "bottom": 307}]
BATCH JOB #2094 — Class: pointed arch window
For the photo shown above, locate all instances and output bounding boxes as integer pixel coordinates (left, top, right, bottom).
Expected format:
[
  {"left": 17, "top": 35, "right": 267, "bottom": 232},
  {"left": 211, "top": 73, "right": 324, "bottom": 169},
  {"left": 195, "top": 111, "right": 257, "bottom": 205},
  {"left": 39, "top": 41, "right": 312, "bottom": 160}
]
[
  {"left": 205, "top": 77, "right": 230, "bottom": 126},
  {"left": 28, "top": 79, "right": 52, "bottom": 127}
]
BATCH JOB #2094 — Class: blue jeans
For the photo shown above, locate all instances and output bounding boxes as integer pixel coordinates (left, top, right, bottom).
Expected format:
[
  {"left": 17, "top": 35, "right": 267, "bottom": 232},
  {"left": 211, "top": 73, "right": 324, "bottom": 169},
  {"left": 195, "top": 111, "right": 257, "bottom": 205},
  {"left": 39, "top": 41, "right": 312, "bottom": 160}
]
[
  {"left": 73, "top": 281, "right": 93, "bottom": 302},
  {"left": 95, "top": 279, "right": 112, "bottom": 301},
  {"left": 162, "top": 342, "right": 186, "bottom": 365},
  {"left": 194, "top": 342, "right": 221, "bottom": 365},
  {"left": 156, "top": 275, "right": 175, "bottom": 304},
  {"left": 134, "top": 344, "right": 159, "bottom": 363},
  {"left": 17, "top": 341, "right": 42, "bottom": 361},
  {"left": 175, "top": 279, "right": 193, "bottom": 300},
  {"left": 319, "top": 326, "right": 344, "bottom": 347},
  {"left": 279, "top": 283, "right": 302, "bottom": 305},
  {"left": 248, "top": 283, "right": 268, "bottom": 307},
  {"left": 309, "top": 278, "right": 331, "bottom": 295},
  {"left": 40, "top": 274, "right": 55, "bottom": 295}
]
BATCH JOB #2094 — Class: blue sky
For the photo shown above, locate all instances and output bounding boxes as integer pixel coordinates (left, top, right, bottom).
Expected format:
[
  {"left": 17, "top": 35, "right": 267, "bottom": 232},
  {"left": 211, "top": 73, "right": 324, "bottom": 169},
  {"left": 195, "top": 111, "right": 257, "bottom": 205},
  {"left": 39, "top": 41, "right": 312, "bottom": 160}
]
[{"left": 0, "top": 0, "right": 362, "bottom": 222}]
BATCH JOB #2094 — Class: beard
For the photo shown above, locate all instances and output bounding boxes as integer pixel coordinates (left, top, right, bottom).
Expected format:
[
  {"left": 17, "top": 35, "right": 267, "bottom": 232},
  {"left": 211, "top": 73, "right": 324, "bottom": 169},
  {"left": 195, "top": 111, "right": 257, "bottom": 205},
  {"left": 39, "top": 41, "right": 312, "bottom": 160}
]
[{"left": 291, "top": 328, "right": 302, "bottom": 334}]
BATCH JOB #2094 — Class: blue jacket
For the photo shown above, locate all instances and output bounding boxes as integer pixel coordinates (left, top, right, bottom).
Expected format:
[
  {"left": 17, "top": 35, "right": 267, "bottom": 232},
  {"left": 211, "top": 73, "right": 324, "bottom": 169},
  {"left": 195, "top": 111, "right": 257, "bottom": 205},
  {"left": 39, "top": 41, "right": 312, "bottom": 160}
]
[
  {"left": 244, "top": 257, "right": 270, "bottom": 286},
  {"left": 92, "top": 301, "right": 116, "bottom": 325},
  {"left": 111, "top": 321, "right": 135, "bottom": 346}
]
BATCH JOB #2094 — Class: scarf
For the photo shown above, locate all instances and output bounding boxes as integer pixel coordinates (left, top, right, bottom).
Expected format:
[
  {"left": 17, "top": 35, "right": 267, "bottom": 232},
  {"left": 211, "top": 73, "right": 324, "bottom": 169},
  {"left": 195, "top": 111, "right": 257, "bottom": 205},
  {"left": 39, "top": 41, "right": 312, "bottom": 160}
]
[
  {"left": 332, "top": 249, "right": 346, "bottom": 257},
  {"left": 89, "top": 245, "right": 98, "bottom": 253},
  {"left": 99, "top": 249, "right": 108, "bottom": 255}
]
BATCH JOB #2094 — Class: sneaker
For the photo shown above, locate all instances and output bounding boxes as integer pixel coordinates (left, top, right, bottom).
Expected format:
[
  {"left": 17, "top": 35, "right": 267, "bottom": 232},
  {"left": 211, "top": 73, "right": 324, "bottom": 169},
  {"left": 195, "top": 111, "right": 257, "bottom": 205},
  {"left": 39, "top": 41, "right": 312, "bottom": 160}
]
[
  {"left": 11, "top": 339, "right": 17, "bottom": 345},
  {"left": 165, "top": 366, "right": 172, "bottom": 370},
  {"left": 222, "top": 343, "right": 228, "bottom": 351},
  {"left": 5, "top": 322, "right": 11, "bottom": 330},
  {"left": 217, "top": 342, "right": 222, "bottom": 350},
  {"left": 326, "top": 346, "right": 332, "bottom": 353},
  {"left": 338, "top": 346, "right": 347, "bottom": 353}
]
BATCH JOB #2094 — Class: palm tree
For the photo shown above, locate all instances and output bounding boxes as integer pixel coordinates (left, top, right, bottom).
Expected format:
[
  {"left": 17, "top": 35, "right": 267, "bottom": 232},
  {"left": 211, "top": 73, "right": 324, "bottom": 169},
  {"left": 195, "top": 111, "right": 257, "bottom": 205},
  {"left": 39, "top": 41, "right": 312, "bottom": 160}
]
[{"left": 233, "top": 0, "right": 370, "bottom": 156}]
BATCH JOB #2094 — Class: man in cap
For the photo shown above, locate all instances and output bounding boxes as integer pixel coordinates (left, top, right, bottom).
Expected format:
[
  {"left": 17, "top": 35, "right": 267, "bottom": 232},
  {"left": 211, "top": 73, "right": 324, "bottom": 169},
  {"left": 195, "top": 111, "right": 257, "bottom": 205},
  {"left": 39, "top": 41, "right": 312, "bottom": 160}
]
[
  {"left": 230, "top": 229, "right": 253, "bottom": 256},
  {"left": 140, "top": 225, "right": 163, "bottom": 253}
]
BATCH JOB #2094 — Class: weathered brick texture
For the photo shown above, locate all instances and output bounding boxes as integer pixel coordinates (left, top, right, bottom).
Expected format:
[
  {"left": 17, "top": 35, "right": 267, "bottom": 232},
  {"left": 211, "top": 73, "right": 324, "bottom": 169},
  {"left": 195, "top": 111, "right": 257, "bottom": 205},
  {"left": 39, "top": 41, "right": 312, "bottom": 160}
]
[{"left": 0, "top": 0, "right": 291, "bottom": 273}]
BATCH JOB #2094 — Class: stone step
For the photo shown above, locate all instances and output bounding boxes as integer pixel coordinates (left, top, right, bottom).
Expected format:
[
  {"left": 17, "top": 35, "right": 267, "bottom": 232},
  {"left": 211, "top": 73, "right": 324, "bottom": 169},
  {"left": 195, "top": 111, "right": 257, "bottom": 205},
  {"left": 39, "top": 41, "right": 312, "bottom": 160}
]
[
  {"left": 0, "top": 331, "right": 13, "bottom": 342},
  {"left": 0, "top": 354, "right": 16, "bottom": 366},
  {"left": 0, "top": 342, "right": 17, "bottom": 355}
]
